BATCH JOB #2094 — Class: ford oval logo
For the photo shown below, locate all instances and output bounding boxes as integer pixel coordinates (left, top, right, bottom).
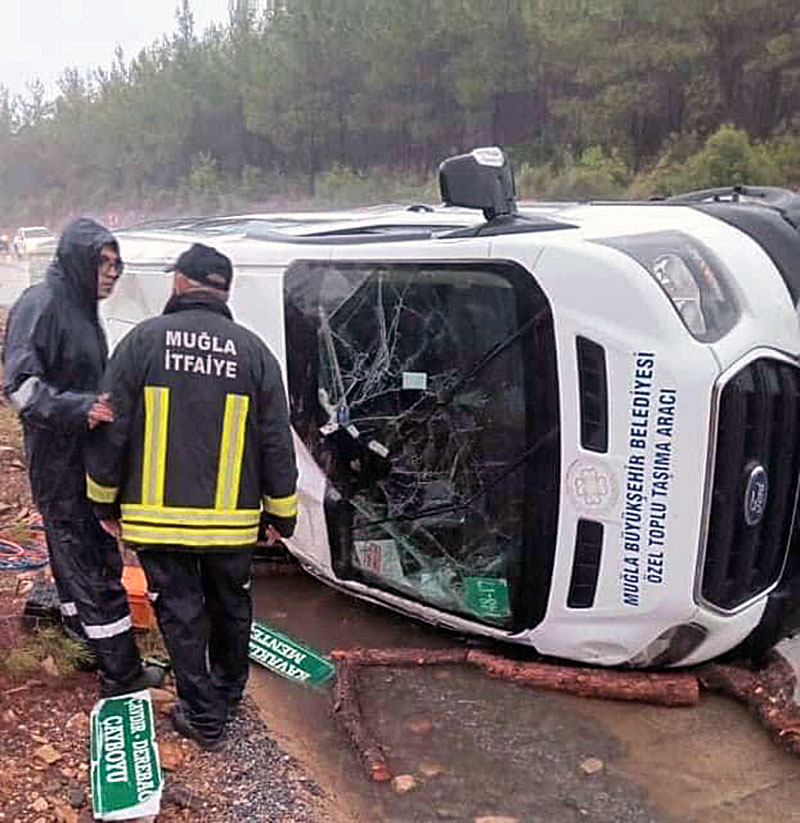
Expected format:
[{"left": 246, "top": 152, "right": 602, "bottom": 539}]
[{"left": 743, "top": 464, "right": 769, "bottom": 527}]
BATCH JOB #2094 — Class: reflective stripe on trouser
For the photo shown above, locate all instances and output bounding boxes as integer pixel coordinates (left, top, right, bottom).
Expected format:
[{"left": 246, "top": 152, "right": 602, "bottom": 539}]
[
  {"left": 138, "top": 547, "right": 254, "bottom": 740},
  {"left": 43, "top": 515, "right": 142, "bottom": 684},
  {"left": 86, "top": 473, "right": 119, "bottom": 505}
]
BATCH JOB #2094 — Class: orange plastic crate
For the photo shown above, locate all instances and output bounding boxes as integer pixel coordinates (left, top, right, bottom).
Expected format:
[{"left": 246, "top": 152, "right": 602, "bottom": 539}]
[{"left": 122, "top": 565, "right": 157, "bottom": 630}]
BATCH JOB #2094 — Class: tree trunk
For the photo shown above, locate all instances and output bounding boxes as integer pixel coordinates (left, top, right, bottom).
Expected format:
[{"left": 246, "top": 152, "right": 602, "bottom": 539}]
[
  {"left": 700, "top": 653, "right": 800, "bottom": 757},
  {"left": 467, "top": 650, "right": 700, "bottom": 706},
  {"left": 331, "top": 648, "right": 468, "bottom": 666},
  {"left": 331, "top": 661, "right": 392, "bottom": 782}
]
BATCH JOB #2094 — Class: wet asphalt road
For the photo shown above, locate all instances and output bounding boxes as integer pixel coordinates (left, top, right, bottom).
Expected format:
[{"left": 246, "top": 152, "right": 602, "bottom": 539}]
[
  {"left": 249, "top": 570, "right": 664, "bottom": 823},
  {"left": 0, "top": 259, "right": 28, "bottom": 307},
  {"left": 249, "top": 568, "right": 800, "bottom": 823}
]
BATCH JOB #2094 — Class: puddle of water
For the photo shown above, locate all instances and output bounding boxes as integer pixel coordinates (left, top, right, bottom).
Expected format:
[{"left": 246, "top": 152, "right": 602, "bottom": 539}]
[
  {"left": 248, "top": 568, "right": 454, "bottom": 822},
  {"left": 250, "top": 566, "right": 453, "bottom": 654}
]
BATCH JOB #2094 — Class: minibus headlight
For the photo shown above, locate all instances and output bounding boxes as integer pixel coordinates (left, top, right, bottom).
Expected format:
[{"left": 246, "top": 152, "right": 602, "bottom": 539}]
[{"left": 598, "top": 231, "right": 740, "bottom": 342}]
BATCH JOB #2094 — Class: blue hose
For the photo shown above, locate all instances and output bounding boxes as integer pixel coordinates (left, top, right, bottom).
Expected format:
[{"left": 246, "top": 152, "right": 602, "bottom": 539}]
[{"left": 0, "top": 537, "right": 49, "bottom": 571}]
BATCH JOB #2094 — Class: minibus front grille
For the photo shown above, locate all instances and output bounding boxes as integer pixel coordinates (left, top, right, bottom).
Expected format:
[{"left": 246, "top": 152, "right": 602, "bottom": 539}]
[{"left": 701, "top": 357, "right": 800, "bottom": 611}]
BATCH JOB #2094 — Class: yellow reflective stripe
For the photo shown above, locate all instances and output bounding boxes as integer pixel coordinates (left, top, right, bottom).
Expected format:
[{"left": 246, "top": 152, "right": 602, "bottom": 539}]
[
  {"left": 215, "top": 394, "right": 250, "bottom": 510},
  {"left": 263, "top": 493, "right": 298, "bottom": 519},
  {"left": 142, "top": 386, "right": 170, "bottom": 506},
  {"left": 121, "top": 504, "right": 259, "bottom": 527},
  {"left": 86, "top": 474, "right": 118, "bottom": 504},
  {"left": 121, "top": 522, "right": 259, "bottom": 547}
]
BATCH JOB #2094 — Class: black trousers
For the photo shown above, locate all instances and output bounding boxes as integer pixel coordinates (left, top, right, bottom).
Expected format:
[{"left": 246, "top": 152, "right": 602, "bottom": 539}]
[
  {"left": 138, "top": 548, "right": 254, "bottom": 741},
  {"left": 44, "top": 514, "right": 142, "bottom": 685}
]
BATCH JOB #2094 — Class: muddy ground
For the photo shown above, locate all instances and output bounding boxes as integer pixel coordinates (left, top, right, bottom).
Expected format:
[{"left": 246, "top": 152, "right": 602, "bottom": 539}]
[{"left": 0, "top": 650, "right": 324, "bottom": 823}]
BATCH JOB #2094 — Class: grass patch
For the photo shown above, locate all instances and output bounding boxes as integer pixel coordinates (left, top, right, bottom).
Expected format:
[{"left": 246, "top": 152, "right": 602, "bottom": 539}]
[{"left": 1, "top": 625, "right": 93, "bottom": 675}]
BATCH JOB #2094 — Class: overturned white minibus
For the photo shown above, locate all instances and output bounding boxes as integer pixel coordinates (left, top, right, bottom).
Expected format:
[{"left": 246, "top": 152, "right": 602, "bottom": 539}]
[{"left": 100, "top": 149, "right": 800, "bottom": 667}]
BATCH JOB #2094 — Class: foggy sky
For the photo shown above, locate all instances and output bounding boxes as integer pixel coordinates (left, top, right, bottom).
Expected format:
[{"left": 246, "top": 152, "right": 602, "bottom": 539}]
[{"left": 1, "top": 0, "right": 230, "bottom": 99}]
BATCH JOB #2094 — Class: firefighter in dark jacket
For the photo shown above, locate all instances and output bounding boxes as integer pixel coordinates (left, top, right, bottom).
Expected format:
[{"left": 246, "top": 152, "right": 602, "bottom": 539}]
[
  {"left": 2, "top": 218, "right": 164, "bottom": 696},
  {"left": 86, "top": 243, "right": 298, "bottom": 750}
]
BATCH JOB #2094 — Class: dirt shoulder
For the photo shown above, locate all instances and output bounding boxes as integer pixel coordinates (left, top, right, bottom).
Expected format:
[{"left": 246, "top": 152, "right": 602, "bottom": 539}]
[{"left": 0, "top": 661, "right": 324, "bottom": 823}]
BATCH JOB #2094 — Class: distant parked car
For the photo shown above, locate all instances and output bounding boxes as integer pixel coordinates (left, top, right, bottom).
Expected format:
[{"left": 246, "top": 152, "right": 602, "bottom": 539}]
[{"left": 13, "top": 226, "right": 54, "bottom": 258}]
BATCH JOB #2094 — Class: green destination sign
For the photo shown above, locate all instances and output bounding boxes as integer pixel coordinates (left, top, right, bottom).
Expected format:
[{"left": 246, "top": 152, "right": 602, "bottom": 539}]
[
  {"left": 90, "top": 689, "right": 163, "bottom": 820},
  {"left": 465, "top": 576, "right": 511, "bottom": 620},
  {"left": 249, "top": 620, "right": 335, "bottom": 687}
]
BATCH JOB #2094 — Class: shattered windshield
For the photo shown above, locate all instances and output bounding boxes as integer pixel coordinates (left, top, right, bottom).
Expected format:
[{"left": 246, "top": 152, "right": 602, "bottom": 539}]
[{"left": 285, "top": 260, "right": 560, "bottom": 629}]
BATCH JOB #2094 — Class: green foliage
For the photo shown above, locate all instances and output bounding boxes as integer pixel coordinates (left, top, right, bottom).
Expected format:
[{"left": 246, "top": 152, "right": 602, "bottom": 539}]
[
  {"left": 631, "top": 125, "right": 785, "bottom": 196},
  {"left": 517, "top": 147, "right": 631, "bottom": 200},
  {"left": 769, "top": 133, "right": 800, "bottom": 187},
  {"left": 683, "top": 125, "right": 779, "bottom": 187},
  {"left": 628, "top": 131, "right": 704, "bottom": 197},
  {"left": 240, "top": 164, "right": 268, "bottom": 199},
  {"left": 515, "top": 162, "right": 558, "bottom": 199},
  {"left": 2, "top": 626, "right": 92, "bottom": 676},
  {"left": 186, "top": 151, "right": 222, "bottom": 211},
  {"left": 0, "top": 0, "right": 797, "bottom": 224},
  {"left": 316, "top": 164, "right": 368, "bottom": 205},
  {"left": 317, "top": 163, "right": 436, "bottom": 206}
]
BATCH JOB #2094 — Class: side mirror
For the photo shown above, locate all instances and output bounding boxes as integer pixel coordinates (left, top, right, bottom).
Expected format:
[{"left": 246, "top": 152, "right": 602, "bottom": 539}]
[{"left": 439, "top": 147, "right": 517, "bottom": 220}]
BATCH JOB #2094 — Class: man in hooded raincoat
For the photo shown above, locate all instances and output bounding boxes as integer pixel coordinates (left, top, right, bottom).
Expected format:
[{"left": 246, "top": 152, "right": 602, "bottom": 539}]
[{"left": 3, "top": 218, "right": 164, "bottom": 696}]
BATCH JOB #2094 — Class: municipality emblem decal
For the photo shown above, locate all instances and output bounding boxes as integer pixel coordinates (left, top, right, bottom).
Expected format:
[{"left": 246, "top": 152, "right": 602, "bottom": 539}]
[{"left": 567, "top": 459, "right": 619, "bottom": 512}]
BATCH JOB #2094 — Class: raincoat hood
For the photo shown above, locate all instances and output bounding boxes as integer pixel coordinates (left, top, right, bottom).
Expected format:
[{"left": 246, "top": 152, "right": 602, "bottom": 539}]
[{"left": 48, "top": 218, "right": 120, "bottom": 311}]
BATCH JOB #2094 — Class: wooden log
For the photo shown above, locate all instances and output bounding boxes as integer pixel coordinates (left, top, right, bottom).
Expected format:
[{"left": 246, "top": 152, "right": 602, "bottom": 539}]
[
  {"left": 466, "top": 650, "right": 700, "bottom": 706},
  {"left": 330, "top": 660, "right": 392, "bottom": 782},
  {"left": 700, "top": 652, "right": 800, "bottom": 757},
  {"left": 330, "top": 647, "right": 468, "bottom": 667}
]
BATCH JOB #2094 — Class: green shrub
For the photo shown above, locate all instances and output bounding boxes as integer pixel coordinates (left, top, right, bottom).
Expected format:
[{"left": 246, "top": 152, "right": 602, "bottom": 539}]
[
  {"left": 240, "top": 164, "right": 269, "bottom": 200},
  {"left": 630, "top": 125, "right": 790, "bottom": 198},
  {"left": 316, "top": 164, "right": 369, "bottom": 205},
  {"left": 314, "top": 164, "right": 436, "bottom": 207},
  {"left": 768, "top": 132, "right": 800, "bottom": 187},
  {"left": 683, "top": 124, "right": 781, "bottom": 187},
  {"left": 2, "top": 626, "right": 92, "bottom": 676},
  {"left": 515, "top": 162, "right": 557, "bottom": 199},
  {"left": 536, "top": 146, "right": 631, "bottom": 200}
]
